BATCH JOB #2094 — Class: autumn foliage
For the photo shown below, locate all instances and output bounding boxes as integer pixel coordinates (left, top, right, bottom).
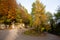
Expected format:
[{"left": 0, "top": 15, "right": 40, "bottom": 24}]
[
  {"left": 31, "top": 0, "right": 50, "bottom": 32},
  {"left": 0, "top": 0, "right": 51, "bottom": 32},
  {"left": 0, "top": 0, "right": 17, "bottom": 24}
]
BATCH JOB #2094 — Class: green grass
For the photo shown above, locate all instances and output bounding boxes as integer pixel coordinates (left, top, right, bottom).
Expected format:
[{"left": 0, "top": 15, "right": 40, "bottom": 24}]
[{"left": 24, "top": 30, "right": 45, "bottom": 36}]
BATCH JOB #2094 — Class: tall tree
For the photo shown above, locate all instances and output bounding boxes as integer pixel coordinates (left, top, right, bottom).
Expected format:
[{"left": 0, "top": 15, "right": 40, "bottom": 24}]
[
  {"left": 0, "top": 0, "right": 17, "bottom": 24},
  {"left": 31, "top": 0, "right": 50, "bottom": 32},
  {"left": 54, "top": 7, "right": 60, "bottom": 34},
  {"left": 54, "top": 7, "right": 60, "bottom": 20}
]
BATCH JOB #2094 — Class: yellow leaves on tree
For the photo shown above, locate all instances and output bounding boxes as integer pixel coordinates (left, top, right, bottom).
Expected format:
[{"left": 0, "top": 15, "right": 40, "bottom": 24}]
[
  {"left": 0, "top": 0, "right": 17, "bottom": 22},
  {"left": 31, "top": 0, "right": 50, "bottom": 32}
]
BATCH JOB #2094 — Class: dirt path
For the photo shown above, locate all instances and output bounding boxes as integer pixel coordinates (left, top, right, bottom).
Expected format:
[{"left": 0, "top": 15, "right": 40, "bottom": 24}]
[{"left": 5, "top": 28, "right": 19, "bottom": 40}]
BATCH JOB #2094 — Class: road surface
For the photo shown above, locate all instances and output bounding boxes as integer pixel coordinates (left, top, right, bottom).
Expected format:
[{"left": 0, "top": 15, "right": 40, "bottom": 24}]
[{"left": 0, "top": 28, "right": 60, "bottom": 40}]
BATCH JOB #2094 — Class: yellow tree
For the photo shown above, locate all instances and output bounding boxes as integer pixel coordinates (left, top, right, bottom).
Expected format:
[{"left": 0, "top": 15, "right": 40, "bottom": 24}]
[
  {"left": 0, "top": 0, "right": 17, "bottom": 24},
  {"left": 31, "top": 0, "right": 50, "bottom": 32}
]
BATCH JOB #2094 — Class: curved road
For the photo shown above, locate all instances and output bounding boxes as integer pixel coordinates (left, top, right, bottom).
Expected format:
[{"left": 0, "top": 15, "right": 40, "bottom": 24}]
[{"left": 0, "top": 28, "right": 60, "bottom": 40}]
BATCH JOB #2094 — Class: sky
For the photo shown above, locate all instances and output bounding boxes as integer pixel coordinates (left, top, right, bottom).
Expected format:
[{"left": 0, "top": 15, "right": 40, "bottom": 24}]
[{"left": 16, "top": 0, "right": 60, "bottom": 14}]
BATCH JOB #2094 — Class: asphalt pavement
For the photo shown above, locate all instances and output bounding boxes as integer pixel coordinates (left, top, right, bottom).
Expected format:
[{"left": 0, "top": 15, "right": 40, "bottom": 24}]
[{"left": 0, "top": 28, "right": 60, "bottom": 40}]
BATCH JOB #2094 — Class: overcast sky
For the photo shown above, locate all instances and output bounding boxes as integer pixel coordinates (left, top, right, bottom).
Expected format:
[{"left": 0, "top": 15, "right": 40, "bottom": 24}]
[{"left": 16, "top": 0, "right": 60, "bottom": 14}]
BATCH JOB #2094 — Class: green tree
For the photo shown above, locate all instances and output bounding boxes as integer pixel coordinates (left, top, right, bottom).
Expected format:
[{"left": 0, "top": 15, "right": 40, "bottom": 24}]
[
  {"left": 16, "top": 4, "right": 32, "bottom": 26},
  {"left": 15, "top": 8, "right": 22, "bottom": 23},
  {"left": 46, "top": 12, "right": 53, "bottom": 21},
  {"left": 54, "top": 7, "right": 60, "bottom": 20},
  {"left": 54, "top": 7, "right": 60, "bottom": 34}
]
